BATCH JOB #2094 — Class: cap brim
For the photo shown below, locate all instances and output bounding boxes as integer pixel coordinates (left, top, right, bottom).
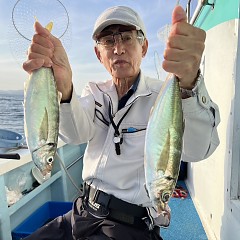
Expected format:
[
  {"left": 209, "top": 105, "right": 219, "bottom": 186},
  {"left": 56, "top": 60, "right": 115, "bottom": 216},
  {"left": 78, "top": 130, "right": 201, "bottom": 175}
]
[{"left": 92, "top": 19, "right": 140, "bottom": 40}]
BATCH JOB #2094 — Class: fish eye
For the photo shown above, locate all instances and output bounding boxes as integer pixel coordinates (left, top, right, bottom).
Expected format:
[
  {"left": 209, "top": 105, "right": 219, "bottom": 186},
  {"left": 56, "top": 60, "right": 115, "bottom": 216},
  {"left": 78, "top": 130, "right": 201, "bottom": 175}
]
[
  {"left": 46, "top": 156, "right": 54, "bottom": 164},
  {"left": 161, "top": 191, "right": 170, "bottom": 203},
  {"left": 48, "top": 143, "right": 55, "bottom": 147}
]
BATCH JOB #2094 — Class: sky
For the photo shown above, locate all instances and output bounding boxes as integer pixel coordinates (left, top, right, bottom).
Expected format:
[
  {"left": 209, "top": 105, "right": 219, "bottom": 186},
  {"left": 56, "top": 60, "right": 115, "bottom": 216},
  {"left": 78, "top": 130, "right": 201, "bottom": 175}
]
[{"left": 0, "top": 0, "right": 198, "bottom": 95}]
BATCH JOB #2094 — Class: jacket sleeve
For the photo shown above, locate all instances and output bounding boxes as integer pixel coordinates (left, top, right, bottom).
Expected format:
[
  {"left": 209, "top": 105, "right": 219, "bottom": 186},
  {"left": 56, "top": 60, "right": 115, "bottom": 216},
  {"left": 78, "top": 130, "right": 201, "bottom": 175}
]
[
  {"left": 59, "top": 86, "right": 96, "bottom": 145},
  {"left": 181, "top": 75, "right": 220, "bottom": 162}
]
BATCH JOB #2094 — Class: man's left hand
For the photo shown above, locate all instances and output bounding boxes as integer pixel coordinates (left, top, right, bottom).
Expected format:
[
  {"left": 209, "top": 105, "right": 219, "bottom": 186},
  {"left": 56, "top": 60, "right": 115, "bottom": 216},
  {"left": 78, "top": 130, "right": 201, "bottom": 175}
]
[{"left": 162, "top": 5, "right": 206, "bottom": 89}]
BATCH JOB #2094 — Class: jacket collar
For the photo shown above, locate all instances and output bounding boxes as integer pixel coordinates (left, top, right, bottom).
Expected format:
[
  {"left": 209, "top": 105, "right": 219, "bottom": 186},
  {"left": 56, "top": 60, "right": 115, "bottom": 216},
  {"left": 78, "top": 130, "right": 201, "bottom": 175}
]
[
  {"left": 92, "top": 71, "right": 153, "bottom": 113},
  {"left": 114, "top": 71, "right": 153, "bottom": 110},
  {"left": 134, "top": 71, "right": 152, "bottom": 97}
]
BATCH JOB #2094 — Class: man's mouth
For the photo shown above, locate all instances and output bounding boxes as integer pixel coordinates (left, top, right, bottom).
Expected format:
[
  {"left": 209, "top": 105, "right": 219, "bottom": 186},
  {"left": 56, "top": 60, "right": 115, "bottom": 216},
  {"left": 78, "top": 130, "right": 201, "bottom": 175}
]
[{"left": 114, "top": 60, "right": 128, "bottom": 65}]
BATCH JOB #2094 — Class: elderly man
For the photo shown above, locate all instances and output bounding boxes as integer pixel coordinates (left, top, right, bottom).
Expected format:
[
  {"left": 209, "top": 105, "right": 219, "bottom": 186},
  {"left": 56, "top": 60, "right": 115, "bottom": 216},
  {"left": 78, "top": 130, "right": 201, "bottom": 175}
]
[{"left": 23, "top": 5, "right": 219, "bottom": 240}]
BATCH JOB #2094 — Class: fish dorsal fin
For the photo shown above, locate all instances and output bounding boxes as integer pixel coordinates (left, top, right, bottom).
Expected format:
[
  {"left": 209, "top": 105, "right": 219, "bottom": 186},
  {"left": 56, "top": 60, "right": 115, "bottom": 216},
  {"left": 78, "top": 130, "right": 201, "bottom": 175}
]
[{"left": 39, "top": 107, "right": 49, "bottom": 142}]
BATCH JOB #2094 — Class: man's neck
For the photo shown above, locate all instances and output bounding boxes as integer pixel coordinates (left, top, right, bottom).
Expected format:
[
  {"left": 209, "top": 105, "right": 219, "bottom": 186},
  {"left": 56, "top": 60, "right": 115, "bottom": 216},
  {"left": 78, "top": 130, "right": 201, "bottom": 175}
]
[{"left": 114, "top": 76, "right": 137, "bottom": 99}]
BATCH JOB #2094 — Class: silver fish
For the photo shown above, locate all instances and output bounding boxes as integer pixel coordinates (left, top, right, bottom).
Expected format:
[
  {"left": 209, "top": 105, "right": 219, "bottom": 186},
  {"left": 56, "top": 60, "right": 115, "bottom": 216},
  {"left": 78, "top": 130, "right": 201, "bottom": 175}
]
[
  {"left": 24, "top": 67, "right": 60, "bottom": 184},
  {"left": 144, "top": 74, "right": 184, "bottom": 225}
]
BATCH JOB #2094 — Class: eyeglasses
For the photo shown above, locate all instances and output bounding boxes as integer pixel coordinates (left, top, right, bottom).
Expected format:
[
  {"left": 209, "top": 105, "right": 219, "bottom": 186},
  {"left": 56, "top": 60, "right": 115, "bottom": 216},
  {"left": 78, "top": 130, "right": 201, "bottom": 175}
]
[{"left": 96, "top": 31, "right": 144, "bottom": 49}]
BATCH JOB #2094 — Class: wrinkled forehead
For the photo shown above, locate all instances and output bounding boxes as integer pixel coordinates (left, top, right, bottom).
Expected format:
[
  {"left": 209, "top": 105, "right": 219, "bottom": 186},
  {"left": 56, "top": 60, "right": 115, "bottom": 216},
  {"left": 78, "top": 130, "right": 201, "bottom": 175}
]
[{"left": 95, "top": 24, "right": 136, "bottom": 39}]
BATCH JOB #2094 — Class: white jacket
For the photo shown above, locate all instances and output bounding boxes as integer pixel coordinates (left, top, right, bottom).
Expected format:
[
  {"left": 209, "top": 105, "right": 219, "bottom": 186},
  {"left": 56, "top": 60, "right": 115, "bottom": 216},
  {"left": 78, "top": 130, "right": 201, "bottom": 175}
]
[{"left": 59, "top": 72, "right": 220, "bottom": 210}]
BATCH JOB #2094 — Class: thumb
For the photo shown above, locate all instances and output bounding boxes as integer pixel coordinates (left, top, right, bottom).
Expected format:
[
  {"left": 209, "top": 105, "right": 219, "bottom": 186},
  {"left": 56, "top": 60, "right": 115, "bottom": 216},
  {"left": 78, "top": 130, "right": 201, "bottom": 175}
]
[
  {"left": 172, "top": 5, "right": 187, "bottom": 24},
  {"left": 34, "top": 21, "right": 50, "bottom": 37},
  {"left": 34, "top": 21, "right": 62, "bottom": 48}
]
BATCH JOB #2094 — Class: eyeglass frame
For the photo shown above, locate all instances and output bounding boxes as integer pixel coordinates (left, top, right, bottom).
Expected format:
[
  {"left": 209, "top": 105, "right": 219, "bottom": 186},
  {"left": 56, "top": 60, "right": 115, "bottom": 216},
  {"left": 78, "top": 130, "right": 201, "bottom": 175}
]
[{"left": 95, "top": 30, "right": 145, "bottom": 49}]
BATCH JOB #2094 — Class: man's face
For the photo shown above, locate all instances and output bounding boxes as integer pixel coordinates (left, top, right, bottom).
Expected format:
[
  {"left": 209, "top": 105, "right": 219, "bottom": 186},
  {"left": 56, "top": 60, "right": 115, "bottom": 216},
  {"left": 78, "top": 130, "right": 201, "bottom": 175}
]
[{"left": 95, "top": 25, "right": 148, "bottom": 80}]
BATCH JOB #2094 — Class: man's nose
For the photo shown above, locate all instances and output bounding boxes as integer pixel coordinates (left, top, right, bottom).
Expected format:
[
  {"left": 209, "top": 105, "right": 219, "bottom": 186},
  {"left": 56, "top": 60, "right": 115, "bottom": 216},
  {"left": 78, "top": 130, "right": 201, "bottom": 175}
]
[{"left": 113, "top": 35, "right": 125, "bottom": 55}]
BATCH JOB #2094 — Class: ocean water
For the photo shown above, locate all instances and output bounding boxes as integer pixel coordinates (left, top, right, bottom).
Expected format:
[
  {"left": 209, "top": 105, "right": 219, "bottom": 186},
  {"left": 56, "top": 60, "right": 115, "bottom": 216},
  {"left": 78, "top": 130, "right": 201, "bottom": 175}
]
[{"left": 0, "top": 92, "right": 25, "bottom": 138}]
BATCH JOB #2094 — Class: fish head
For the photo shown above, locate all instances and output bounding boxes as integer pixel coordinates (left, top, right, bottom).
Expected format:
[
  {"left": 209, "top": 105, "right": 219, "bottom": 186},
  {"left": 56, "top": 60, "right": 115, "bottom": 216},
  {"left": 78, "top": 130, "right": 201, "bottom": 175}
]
[
  {"left": 152, "top": 176, "right": 176, "bottom": 214},
  {"left": 31, "top": 143, "right": 57, "bottom": 177}
]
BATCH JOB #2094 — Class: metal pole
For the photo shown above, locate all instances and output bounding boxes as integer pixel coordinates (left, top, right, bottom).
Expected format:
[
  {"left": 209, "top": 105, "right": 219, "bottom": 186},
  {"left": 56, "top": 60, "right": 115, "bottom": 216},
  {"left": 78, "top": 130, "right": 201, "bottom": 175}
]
[
  {"left": 186, "top": 0, "right": 192, "bottom": 23},
  {"left": 190, "top": 0, "right": 215, "bottom": 25}
]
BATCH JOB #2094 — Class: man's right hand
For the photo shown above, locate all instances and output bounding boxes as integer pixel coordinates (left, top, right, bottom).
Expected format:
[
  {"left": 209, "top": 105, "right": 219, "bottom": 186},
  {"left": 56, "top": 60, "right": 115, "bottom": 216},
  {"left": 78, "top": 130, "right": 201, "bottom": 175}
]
[{"left": 23, "top": 21, "right": 73, "bottom": 102}]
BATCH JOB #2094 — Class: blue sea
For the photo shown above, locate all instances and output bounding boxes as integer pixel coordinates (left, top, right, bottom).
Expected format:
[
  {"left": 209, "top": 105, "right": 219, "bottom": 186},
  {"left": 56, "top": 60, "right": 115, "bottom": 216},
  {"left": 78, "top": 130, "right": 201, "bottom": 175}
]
[{"left": 0, "top": 91, "right": 25, "bottom": 138}]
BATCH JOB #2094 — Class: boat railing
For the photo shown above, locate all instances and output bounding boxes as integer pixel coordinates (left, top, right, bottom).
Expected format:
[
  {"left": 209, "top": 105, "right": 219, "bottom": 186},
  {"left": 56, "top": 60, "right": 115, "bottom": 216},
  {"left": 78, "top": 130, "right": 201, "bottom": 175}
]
[{"left": 186, "top": 0, "right": 215, "bottom": 25}]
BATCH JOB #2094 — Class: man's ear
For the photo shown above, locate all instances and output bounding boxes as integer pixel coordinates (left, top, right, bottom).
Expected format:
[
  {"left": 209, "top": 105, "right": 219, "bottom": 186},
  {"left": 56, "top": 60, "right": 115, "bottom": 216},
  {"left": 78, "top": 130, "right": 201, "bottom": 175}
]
[
  {"left": 94, "top": 46, "right": 102, "bottom": 63},
  {"left": 142, "top": 39, "right": 148, "bottom": 58}
]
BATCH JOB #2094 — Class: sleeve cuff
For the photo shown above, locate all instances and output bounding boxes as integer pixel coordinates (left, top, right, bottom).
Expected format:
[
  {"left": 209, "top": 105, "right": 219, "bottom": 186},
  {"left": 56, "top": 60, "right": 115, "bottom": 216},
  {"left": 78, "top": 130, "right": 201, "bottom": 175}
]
[
  {"left": 180, "top": 70, "right": 201, "bottom": 98},
  {"left": 181, "top": 73, "right": 212, "bottom": 113}
]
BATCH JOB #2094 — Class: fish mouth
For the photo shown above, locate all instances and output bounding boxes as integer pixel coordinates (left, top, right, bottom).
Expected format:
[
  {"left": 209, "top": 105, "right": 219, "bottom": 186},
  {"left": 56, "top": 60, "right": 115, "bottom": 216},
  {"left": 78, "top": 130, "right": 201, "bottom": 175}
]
[
  {"left": 32, "top": 166, "right": 51, "bottom": 184},
  {"left": 159, "top": 209, "right": 170, "bottom": 218},
  {"left": 156, "top": 209, "right": 171, "bottom": 228}
]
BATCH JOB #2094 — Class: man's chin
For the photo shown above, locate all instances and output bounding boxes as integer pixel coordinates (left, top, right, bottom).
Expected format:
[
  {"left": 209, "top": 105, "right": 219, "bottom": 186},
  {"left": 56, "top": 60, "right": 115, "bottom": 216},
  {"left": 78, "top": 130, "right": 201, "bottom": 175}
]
[{"left": 112, "top": 71, "right": 135, "bottom": 79}]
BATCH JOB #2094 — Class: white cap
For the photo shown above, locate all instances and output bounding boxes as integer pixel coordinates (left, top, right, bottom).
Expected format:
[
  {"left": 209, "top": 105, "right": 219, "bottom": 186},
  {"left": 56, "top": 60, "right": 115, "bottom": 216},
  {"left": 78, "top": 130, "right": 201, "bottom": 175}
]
[{"left": 92, "top": 6, "right": 147, "bottom": 40}]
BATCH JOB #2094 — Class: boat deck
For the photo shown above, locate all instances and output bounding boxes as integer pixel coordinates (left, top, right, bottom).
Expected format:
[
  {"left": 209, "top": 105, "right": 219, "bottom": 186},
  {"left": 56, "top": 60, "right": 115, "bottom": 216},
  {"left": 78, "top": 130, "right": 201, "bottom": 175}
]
[
  {"left": 161, "top": 181, "right": 208, "bottom": 240},
  {"left": 0, "top": 144, "right": 208, "bottom": 239}
]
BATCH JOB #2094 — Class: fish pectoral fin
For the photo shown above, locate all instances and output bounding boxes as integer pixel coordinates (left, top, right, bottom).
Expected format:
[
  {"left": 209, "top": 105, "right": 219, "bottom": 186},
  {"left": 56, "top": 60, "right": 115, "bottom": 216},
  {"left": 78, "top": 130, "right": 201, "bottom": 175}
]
[{"left": 39, "top": 107, "right": 49, "bottom": 142}]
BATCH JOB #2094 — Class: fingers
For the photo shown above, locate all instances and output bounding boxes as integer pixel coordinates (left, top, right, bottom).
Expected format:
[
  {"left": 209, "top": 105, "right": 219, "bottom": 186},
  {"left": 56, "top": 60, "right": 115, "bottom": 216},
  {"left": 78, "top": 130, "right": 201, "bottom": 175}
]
[
  {"left": 163, "top": 48, "right": 198, "bottom": 63},
  {"left": 32, "top": 33, "right": 54, "bottom": 49},
  {"left": 162, "top": 57, "right": 200, "bottom": 79},
  {"left": 29, "top": 39, "right": 54, "bottom": 57},
  {"left": 22, "top": 59, "right": 44, "bottom": 73},
  {"left": 163, "top": 42, "right": 202, "bottom": 77},
  {"left": 166, "top": 34, "right": 204, "bottom": 51},
  {"left": 163, "top": 29, "right": 205, "bottom": 67},
  {"left": 170, "top": 22, "right": 206, "bottom": 40},
  {"left": 23, "top": 22, "right": 56, "bottom": 73},
  {"left": 27, "top": 37, "right": 54, "bottom": 69},
  {"left": 28, "top": 52, "right": 53, "bottom": 67}
]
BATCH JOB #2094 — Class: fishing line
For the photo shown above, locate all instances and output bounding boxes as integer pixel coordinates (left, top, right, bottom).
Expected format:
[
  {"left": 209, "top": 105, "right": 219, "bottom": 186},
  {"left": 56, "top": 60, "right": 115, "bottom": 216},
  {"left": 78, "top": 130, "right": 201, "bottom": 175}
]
[
  {"left": 154, "top": 51, "right": 161, "bottom": 80},
  {"left": 55, "top": 153, "right": 83, "bottom": 195}
]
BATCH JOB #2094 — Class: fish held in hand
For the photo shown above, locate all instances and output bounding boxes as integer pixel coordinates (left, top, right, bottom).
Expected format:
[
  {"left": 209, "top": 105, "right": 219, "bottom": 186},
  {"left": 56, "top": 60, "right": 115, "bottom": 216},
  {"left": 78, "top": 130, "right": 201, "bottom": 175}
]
[
  {"left": 144, "top": 74, "right": 184, "bottom": 226},
  {"left": 24, "top": 21, "right": 61, "bottom": 184},
  {"left": 24, "top": 66, "right": 61, "bottom": 184}
]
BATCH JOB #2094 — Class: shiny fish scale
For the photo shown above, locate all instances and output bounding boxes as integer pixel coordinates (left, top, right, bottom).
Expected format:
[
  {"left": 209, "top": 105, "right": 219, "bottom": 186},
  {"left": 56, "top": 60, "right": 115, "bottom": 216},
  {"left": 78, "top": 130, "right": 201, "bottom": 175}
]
[
  {"left": 24, "top": 67, "right": 59, "bottom": 178},
  {"left": 144, "top": 74, "right": 184, "bottom": 225}
]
